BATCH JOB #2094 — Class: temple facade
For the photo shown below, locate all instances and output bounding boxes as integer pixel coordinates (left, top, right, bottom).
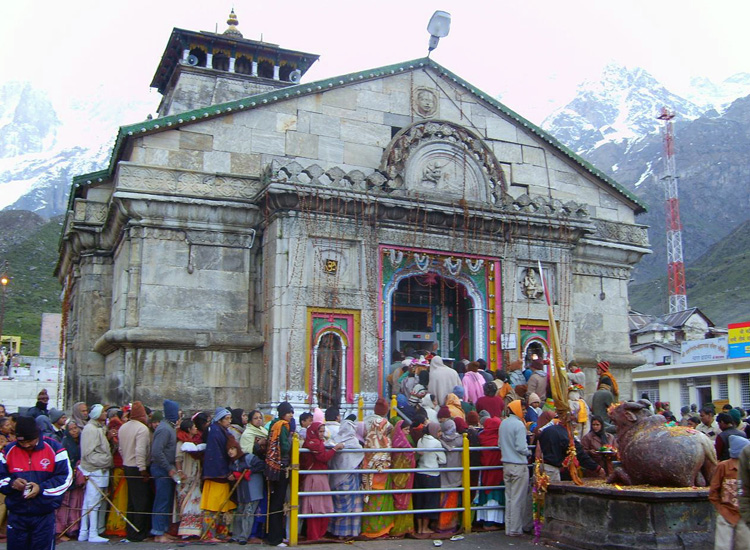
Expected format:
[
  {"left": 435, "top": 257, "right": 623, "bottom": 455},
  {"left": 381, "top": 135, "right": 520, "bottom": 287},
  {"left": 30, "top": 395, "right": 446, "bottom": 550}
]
[{"left": 56, "top": 14, "right": 650, "bottom": 411}]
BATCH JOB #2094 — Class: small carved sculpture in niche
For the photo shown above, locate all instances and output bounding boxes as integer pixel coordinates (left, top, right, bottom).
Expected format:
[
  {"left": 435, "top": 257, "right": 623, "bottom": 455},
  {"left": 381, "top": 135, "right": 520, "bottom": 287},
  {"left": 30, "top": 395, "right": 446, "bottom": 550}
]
[
  {"left": 520, "top": 267, "right": 543, "bottom": 300},
  {"left": 422, "top": 160, "right": 446, "bottom": 184},
  {"left": 413, "top": 87, "right": 438, "bottom": 118}
]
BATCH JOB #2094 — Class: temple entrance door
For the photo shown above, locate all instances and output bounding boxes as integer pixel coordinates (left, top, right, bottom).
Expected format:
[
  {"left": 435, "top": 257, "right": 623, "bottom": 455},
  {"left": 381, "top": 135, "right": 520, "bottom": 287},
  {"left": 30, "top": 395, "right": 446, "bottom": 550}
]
[
  {"left": 390, "top": 272, "right": 474, "bottom": 361},
  {"left": 315, "top": 332, "right": 343, "bottom": 409}
]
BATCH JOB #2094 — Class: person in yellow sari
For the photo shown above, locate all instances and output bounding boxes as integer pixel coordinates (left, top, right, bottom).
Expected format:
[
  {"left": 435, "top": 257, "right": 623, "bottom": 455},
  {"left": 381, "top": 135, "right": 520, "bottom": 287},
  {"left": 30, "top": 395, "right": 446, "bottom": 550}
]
[{"left": 105, "top": 411, "right": 127, "bottom": 537}]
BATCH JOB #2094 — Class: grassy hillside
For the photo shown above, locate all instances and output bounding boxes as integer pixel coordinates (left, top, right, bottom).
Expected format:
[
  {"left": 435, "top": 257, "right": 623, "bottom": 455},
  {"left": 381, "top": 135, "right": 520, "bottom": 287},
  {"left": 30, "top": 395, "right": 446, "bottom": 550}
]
[
  {"left": 629, "top": 219, "right": 750, "bottom": 327},
  {"left": 0, "top": 214, "right": 63, "bottom": 356}
]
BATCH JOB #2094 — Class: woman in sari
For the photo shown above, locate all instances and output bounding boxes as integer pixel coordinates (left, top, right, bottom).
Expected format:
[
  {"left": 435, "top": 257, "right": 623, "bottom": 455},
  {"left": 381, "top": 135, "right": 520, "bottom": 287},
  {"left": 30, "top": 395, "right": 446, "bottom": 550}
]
[
  {"left": 300, "top": 422, "right": 343, "bottom": 540},
  {"left": 56, "top": 420, "right": 85, "bottom": 540},
  {"left": 438, "top": 419, "right": 463, "bottom": 533},
  {"left": 328, "top": 419, "right": 364, "bottom": 539},
  {"left": 474, "top": 417, "right": 504, "bottom": 529},
  {"left": 389, "top": 420, "right": 415, "bottom": 537},
  {"left": 200, "top": 408, "right": 237, "bottom": 541},
  {"left": 361, "top": 399, "right": 395, "bottom": 538},
  {"left": 174, "top": 419, "right": 204, "bottom": 538},
  {"left": 239, "top": 409, "right": 268, "bottom": 540},
  {"left": 445, "top": 393, "right": 466, "bottom": 420},
  {"left": 105, "top": 410, "right": 127, "bottom": 537}
]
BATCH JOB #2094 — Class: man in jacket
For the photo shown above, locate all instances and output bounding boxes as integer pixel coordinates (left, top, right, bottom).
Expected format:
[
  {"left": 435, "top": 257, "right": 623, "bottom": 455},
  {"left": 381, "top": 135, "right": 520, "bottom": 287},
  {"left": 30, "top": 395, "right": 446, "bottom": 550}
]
[
  {"left": 150, "top": 400, "right": 181, "bottom": 543},
  {"left": 79, "top": 403, "right": 113, "bottom": 543},
  {"left": 0, "top": 416, "right": 72, "bottom": 549},
  {"left": 49, "top": 409, "right": 67, "bottom": 443},
  {"left": 118, "top": 400, "right": 152, "bottom": 542},
  {"left": 498, "top": 400, "right": 531, "bottom": 537},
  {"left": 537, "top": 412, "right": 604, "bottom": 482}
]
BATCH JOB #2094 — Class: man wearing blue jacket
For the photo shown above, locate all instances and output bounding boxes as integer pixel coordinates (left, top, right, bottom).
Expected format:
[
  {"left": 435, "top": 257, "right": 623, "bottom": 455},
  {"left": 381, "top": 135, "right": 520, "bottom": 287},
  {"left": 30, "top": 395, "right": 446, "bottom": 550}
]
[{"left": 0, "top": 415, "right": 72, "bottom": 549}]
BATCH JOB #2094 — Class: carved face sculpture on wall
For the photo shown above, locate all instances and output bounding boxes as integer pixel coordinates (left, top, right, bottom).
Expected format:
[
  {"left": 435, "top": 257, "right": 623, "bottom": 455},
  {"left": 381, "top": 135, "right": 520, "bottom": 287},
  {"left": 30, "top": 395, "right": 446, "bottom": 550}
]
[{"left": 413, "top": 87, "right": 438, "bottom": 118}]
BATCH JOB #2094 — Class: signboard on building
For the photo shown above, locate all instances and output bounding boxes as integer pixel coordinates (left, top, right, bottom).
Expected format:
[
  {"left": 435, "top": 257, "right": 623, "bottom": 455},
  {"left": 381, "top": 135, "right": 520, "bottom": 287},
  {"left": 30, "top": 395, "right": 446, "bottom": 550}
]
[
  {"left": 728, "top": 322, "right": 750, "bottom": 359},
  {"left": 681, "top": 336, "right": 728, "bottom": 363}
]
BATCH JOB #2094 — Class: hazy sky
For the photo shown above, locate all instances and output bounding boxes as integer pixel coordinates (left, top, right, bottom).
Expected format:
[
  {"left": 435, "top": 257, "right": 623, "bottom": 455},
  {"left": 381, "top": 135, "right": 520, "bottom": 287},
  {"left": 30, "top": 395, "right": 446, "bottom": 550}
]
[{"left": 2, "top": 1, "right": 749, "bottom": 125}]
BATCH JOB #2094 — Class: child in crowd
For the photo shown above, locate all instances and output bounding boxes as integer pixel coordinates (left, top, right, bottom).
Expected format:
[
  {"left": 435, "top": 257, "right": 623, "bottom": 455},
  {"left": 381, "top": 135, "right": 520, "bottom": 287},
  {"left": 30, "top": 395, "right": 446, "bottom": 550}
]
[{"left": 227, "top": 439, "right": 267, "bottom": 545}]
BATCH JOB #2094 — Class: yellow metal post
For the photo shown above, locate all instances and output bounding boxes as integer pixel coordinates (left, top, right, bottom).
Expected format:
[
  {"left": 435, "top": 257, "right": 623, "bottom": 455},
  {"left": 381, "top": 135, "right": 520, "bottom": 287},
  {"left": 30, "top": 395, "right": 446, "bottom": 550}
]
[
  {"left": 358, "top": 394, "right": 364, "bottom": 421},
  {"left": 390, "top": 394, "right": 398, "bottom": 418},
  {"left": 289, "top": 433, "right": 300, "bottom": 546},
  {"left": 461, "top": 432, "right": 472, "bottom": 533}
]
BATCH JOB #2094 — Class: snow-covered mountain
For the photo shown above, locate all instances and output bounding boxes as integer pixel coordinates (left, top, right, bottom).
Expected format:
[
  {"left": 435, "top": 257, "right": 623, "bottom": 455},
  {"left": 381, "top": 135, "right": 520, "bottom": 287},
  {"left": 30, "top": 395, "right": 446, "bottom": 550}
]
[
  {"left": 542, "top": 63, "right": 705, "bottom": 156},
  {"left": 0, "top": 81, "right": 154, "bottom": 216}
]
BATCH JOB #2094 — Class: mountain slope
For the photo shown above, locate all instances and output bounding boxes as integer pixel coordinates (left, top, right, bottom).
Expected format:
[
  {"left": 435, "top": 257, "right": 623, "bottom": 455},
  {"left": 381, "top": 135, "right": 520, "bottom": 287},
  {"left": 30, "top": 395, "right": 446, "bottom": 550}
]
[
  {"left": 629, "top": 218, "right": 750, "bottom": 327},
  {"left": 0, "top": 211, "right": 64, "bottom": 356}
]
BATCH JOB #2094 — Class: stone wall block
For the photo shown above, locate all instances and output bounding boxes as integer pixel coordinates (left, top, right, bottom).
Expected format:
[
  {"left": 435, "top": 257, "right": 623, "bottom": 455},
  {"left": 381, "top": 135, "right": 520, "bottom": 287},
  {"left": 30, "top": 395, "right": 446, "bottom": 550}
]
[
  {"left": 230, "top": 152, "right": 262, "bottom": 176},
  {"left": 179, "top": 130, "right": 214, "bottom": 151},
  {"left": 344, "top": 142, "right": 383, "bottom": 168},
  {"left": 203, "top": 151, "right": 231, "bottom": 173},
  {"left": 143, "top": 131, "right": 180, "bottom": 150},
  {"left": 308, "top": 112, "right": 341, "bottom": 138},
  {"left": 357, "top": 90, "right": 390, "bottom": 111},
  {"left": 317, "top": 136, "right": 345, "bottom": 163},
  {"left": 491, "top": 141, "right": 523, "bottom": 164},
  {"left": 486, "top": 117, "right": 517, "bottom": 141},
  {"left": 168, "top": 150, "right": 204, "bottom": 171},
  {"left": 321, "top": 88, "right": 357, "bottom": 110},
  {"left": 275, "top": 113, "right": 298, "bottom": 133},
  {"left": 286, "top": 131, "right": 319, "bottom": 158},
  {"left": 341, "top": 119, "right": 391, "bottom": 148},
  {"left": 252, "top": 130, "right": 286, "bottom": 155},
  {"left": 214, "top": 125, "right": 254, "bottom": 154},
  {"left": 522, "top": 145, "right": 546, "bottom": 167}
]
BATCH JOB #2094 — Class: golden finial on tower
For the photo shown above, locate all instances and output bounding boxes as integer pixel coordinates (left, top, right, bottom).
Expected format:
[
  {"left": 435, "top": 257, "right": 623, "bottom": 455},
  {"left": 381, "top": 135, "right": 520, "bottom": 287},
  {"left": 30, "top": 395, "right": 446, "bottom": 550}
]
[{"left": 224, "top": 8, "right": 243, "bottom": 37}]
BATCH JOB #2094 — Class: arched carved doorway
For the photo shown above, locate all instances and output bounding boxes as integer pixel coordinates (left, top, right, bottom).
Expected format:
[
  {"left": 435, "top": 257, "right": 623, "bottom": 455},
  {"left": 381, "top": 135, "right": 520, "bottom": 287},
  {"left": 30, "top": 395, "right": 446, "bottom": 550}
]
[{"left": 313, "top": 331, "right": 345, "bottom": 409}]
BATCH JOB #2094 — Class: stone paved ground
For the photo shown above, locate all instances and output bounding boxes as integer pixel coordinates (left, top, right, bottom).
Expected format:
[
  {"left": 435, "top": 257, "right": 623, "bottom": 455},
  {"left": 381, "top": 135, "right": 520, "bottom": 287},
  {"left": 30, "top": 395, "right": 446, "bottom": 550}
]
[{"left": 0, "top": 531, "right": 552, "bottom": 550}]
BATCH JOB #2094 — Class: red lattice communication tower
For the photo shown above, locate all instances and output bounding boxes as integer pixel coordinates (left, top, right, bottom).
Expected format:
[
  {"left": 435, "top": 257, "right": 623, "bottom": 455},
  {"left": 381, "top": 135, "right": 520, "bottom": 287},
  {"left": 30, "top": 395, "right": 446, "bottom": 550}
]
[{"left": 658, "top": 107, "right": 687, "bottom": 313}]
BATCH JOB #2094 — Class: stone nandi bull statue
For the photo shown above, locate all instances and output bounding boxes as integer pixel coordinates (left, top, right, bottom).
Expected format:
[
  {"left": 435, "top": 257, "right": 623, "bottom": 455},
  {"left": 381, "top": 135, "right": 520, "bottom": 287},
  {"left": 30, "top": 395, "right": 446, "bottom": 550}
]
[{"left": 607, "top": 401, "right": 717, "bottom": 487}]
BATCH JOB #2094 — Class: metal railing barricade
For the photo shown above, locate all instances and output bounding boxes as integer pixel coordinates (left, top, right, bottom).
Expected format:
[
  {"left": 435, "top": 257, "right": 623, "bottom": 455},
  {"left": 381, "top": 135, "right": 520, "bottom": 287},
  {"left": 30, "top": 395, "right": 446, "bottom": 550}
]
[{"left": 288, "top": 433, "right": 521, "bottom": 546}]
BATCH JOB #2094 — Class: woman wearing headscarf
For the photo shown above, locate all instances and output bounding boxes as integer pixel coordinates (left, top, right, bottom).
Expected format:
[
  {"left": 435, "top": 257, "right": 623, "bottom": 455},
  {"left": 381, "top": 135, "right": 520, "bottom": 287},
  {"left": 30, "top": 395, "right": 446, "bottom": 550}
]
[
  {"left": 174, "top": 419, "right": 204, "bottom": 538},
  {"left": 452, "top": 385, "right": 475, "bottom": 416},
  {"left": 105, "top": 409, "right": 127, "bottom": 537},
  {"left": 266, "top": 401, "right": 294, "bottom": 547},
  {"left": 389, "top": 420, "right": 415, "bottom": 537},
  {"left": 462, "top": 362, "right": 486, "bottom": 404},
  {"left": 200, "top": 407, "right": 236, "bottom": 541},
  {"left": 420, "top": 394, "right": 439, "bottom": 424},
  {"left": 437, "top": 419, "right": 463, "bottom": 533},
  {"left": 71, "top": 401, "right": 88, "bottom": 429},
  {"left": 445, "top": 393, "right": 466, "bottom": 420},
  {"left": 239, "top": 409, "right": 269, "bottom": 540},
  {"left": 228, "top": 408, "right": 245, "bottom": 442},
  {"left": 328, "top": 419, "right": 364, "bottom": 539},
  {"left": 55, "top": 420, "right": 85, "bottom": 540},
  {"left": 581, "top": 415, "right": 617, "bottom": 475},
  {"left": 300, "top": 422, "right": 343, "bottom": 541},
  {"left": 415, "top": 422, "right": 446, "bottom": 535},
  {"left": 474, "top": 417, "right": 504, "bottom": 529},
  {"left": 361, "top": 399, "right": 395, "bottom": 538}
]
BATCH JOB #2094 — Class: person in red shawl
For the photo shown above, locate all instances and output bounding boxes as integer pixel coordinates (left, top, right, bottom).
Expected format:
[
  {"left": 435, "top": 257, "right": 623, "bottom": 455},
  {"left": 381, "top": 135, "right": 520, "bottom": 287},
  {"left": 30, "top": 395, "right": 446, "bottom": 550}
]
[
  {"left": 104, "top": 409, "right": 127, "bottom": 537},
  {"left": 475, "top": 417, "right": 504, "bottom": 529},
  {"left": 300, "top": 422, "right": 343, "bottom": 541}
]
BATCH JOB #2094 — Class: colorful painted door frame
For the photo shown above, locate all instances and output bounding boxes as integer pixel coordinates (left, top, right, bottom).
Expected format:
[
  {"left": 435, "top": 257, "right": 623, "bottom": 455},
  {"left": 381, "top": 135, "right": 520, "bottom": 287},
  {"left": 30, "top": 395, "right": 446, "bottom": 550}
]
[
  {"left": 378, "top": 245, "right": 502, "bottom": 396},
  {"left": 306, "top": 308, "right": 361, "bottom": 406}
]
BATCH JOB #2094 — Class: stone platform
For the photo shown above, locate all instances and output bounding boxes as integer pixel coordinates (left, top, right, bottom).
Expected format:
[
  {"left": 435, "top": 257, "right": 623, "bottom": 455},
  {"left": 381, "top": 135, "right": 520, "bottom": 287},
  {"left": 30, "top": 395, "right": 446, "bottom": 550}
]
[{"left": 542, "top": 481, "right": 714, "bottom": 550}]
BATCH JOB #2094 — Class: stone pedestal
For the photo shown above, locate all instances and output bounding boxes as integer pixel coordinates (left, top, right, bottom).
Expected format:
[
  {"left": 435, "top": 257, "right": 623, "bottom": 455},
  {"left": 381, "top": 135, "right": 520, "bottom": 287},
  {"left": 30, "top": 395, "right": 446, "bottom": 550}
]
[{"left": 542, "top": 482, "right": 714, "bottom": 550}]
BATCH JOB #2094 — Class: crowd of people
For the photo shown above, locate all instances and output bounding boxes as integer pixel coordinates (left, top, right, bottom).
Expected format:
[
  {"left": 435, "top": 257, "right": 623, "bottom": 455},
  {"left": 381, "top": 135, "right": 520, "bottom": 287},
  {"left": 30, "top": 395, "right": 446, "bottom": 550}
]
[{"left": 0, "top": 350, "right": 749, "bottom": 547}]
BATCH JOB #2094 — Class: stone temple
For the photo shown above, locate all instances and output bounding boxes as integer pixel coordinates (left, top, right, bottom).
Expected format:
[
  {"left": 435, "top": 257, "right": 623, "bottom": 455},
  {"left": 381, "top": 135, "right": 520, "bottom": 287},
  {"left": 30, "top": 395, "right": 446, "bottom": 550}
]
[{"left": 55, "top": 13, "right": 650, "bottom": 411}]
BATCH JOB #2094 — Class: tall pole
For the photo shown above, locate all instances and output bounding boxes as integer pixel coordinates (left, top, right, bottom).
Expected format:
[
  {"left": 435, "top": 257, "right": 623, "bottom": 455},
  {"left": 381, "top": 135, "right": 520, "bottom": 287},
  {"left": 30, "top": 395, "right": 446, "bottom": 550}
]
[
  {"left": 658, "top": 107, "right": 688, "bottom": 313},
  {"left": 0, "top": 269, "right": 8, "bottom": 373}
]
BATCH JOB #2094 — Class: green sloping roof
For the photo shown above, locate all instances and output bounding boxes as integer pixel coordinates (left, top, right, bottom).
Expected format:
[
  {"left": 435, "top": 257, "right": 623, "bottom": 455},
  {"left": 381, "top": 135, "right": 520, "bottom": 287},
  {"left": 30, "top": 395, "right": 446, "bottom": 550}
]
[{"left": 69, "top": 57, "right": 647, "bottom": 214}]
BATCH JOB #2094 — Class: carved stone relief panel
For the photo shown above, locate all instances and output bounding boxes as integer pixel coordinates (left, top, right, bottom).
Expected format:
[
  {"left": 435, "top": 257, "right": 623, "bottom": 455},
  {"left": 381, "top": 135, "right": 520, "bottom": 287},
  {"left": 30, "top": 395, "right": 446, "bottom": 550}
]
[
  {"left": 517, "top": 264, "right": 555, "bottom": 302},
  {"left": 412, "top": 87, "right": 439, "bottom": 118},
  {"left": 404, "top": 141, "right": 487, "bottom": 202},
  {"left": 307, "top": 238, "right": 361, "bottom": 289}
]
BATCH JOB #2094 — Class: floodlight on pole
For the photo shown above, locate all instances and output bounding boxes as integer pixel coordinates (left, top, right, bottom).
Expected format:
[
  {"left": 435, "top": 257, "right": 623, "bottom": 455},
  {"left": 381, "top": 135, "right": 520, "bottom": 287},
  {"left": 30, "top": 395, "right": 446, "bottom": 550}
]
[{"left": 427, "top": 10, "right": 451, "bottom": 55}]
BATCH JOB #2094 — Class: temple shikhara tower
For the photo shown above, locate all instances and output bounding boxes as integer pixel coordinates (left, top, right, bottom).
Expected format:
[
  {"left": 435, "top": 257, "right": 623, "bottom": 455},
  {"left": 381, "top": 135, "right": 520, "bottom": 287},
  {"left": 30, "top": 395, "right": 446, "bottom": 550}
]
[{"left": 56, "top": 13, "right": 650, "bottom": 411}]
